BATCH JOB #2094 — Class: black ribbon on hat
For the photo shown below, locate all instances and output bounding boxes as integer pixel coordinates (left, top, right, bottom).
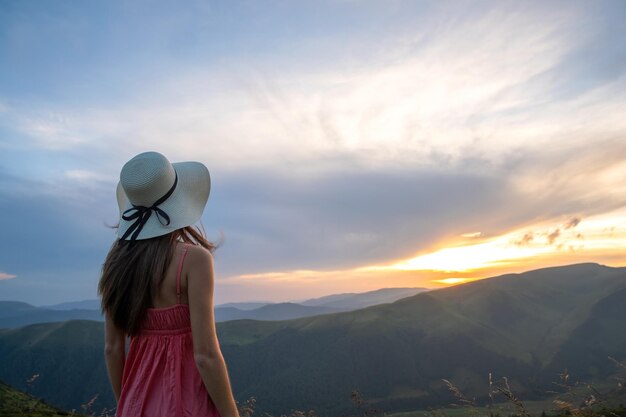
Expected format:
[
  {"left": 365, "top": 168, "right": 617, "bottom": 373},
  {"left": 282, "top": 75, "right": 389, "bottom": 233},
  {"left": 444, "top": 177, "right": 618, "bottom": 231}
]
[{"left": 120, "top": 170, "right": 178, "bottom": 244}]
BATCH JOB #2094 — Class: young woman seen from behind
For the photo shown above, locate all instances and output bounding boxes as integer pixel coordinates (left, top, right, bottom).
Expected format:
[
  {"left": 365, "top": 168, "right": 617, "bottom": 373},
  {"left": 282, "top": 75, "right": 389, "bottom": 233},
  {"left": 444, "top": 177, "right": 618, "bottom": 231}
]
[{"left": 98, "top": 151, "right": 239, "bottom": 417}]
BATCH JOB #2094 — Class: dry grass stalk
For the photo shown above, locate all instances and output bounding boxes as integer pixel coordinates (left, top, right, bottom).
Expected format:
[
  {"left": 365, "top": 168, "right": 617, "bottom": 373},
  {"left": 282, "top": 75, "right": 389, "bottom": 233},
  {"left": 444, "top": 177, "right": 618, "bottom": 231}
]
[
  {"left": 490, "top": 376, "right": 531, "bottom": 417},
  {"left": 238, "top": 396, "right": 257, "bottom": 417},
  {"left": 80, "top": 393, "right": 100, "bottom": 416},
  {"left": 440, "top": 378, "right": 483, "bottom": 417},
  {"left": 608, "top": 357, "right": 626, "bottom": 372}
]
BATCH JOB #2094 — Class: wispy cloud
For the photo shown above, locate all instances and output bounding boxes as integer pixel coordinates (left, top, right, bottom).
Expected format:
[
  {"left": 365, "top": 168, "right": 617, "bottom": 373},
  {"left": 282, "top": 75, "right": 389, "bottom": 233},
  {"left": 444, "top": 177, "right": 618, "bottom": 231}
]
[
  {"left": 0, "top": 272, "right": 16, "bottom": 280},
  {"left": 0, "top": 0, "right": 624, "bottom": 304},
  {"left": 564, "top": 217, "right": 581, "bottom": 230},
  {"left": 65, "top": 169, "right": 116, "bottom": 184},
  {"left": 2, "top": 2, "right": 623, "bottom": 170}
]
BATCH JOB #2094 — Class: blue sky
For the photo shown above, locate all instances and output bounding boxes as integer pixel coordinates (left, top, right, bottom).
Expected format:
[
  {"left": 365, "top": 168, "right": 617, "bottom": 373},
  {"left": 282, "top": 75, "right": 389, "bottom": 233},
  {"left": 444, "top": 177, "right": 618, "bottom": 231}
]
[{"left": 1, "top": 0, "right": 625, "bottom": 305}]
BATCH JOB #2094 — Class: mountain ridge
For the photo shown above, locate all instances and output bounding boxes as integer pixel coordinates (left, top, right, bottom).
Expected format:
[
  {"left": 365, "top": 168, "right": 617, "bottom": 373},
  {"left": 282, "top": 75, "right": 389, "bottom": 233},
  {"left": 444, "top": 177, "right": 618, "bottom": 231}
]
[
  {"left": 0, "top": 262, "right": 624, "bottom": 415},
  {"left": 0, "top": 286, "right": 432, "bottom": 329}
]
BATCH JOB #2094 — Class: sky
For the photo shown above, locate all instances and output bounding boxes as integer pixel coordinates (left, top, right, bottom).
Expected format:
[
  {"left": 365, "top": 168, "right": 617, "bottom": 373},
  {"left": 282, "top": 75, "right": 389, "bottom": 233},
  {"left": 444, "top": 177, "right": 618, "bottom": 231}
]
[{"left": 0, "top": 0, "right": 625, "bottom": 306}]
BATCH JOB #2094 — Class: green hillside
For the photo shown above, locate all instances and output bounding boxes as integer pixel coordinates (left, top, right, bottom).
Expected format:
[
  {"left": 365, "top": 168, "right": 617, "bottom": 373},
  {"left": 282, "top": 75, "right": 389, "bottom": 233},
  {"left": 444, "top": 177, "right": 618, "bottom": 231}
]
[
  {"left": 0, "top": 263, "right": 624, "bottom": 416},
  {"left": 0, "top": 379, "right": 85, "bottom": 416},
  {"left": 423, "top": 262, "right": 626, "bottom": 364},
  {"left": 217, "top": 263, "right": 626, "bottom": 414},
  {"left": 0, "top": 320, "right": 112, "bottom": 415}
]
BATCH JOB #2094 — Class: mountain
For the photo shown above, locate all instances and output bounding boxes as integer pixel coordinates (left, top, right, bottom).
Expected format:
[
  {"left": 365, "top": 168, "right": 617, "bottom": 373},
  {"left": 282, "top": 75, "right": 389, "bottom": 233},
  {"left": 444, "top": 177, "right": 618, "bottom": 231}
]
[
  {"left": 0, "top": 288, "right": 429, "bottom": 329},
  {"left": 0, "top": 301, "right": 39, "bottom": 318},
  {"left": 215, "top": 263, "right": 626, "bottom": 414},
  {"left": 0, "top": 263, "right": 624, "bottom": 416},
  {"left": 36, "top": 287, "right": 429, "bottom": 313},
  {"left": 0, "top": 302, "right": 103, "bottom": 329},
  {"left": 0, "top": 301, "right": 358, "bottom": 329},
  {"left": 0, "top": 302, "right": 340, "bottom": 329},
  {"left": 40, "top": 299, "right": 101, "bottom": 311},
  {"left": 298, "top": 287, "right": 429, "bottom": 309},
  {"left": 215, "top": 302, "right": 342, "bottom": 322},
  {"left": 0, "top": 376, "right": 88, "bottom": 417},
  {"left": 214, "top": 286, "right": 427, "bottom": 321},
  {"left": 216, "top": 301, "right": 273, "bottom": 310}
]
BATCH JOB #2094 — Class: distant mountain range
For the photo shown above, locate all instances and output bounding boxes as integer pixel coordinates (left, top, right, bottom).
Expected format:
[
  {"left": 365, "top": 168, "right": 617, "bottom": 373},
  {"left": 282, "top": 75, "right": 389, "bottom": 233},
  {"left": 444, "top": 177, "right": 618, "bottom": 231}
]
[
  {"left": 299, "top": 287, "right": 429, "bottom": 309},
  {"left": 0, "top": 287, "right": 428, "bottom": 328},
  {"left": 39, "top": 299, "right": 103, "bottom": 310},
  {"left": 216, "top": 301, "right": 274, "bottom": 310},
  {"left": 0, "top": 263, "right": 624, "bottom": 416},
  {"left": 215, "top": 302, "right": 343, "bottom": 322},
  {"left": 0, "top": 301, "right": 103, "bottom": 329},
  {"left": 214, "top": 287, "right": 428, "bottom": 321}
]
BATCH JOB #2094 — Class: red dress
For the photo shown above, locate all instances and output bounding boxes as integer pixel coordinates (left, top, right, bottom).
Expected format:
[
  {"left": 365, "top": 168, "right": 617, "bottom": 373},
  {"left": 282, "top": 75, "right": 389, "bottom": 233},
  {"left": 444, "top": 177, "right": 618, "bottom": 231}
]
[{"left": 116, "top": 245, "right": 221, "bottom": 417}]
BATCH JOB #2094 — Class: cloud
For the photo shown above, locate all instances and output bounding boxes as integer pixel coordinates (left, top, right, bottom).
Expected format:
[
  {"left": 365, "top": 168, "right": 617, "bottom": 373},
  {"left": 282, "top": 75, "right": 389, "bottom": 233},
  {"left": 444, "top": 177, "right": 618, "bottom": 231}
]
[
  {"left": 0, "top": 3, "right": 622, "bottom": 241},
  {"left": 0, "top": 272, "right": 16, "bottom": 280},
  {"left": 461, "top": 232, "right": 483, "bottom": 239},
  {"left": 20, "top": 114, "right": 87, "bottom": 150},
  {"left": 0, "top": 169, "right": 118, "bottom": 304},
  {"left": 432, "top": 277, "right": 481, "bottom": 285},
  {"left": 564, "top": 217, "right": 581, "bottom": 230},
  {"left": 2, "top": 1, "right": 624, "bottom": 171},
  {"left": 210, "top": 165, "right": 525, "bottom": 274},
  {"left": 0, "top": 0, "right": 624, "bottom": 303},
  {"left": 514, "top": 232, "right": 535, "bottom": 247},
  {"left": 547, "top": 229, "right": 561, "bottom": 245},
  {"left": 380, "top": 206, "right": 626, "bottom": 274},
  {"left": 65, "top": 169, "right": 117, "bottom": 184},
  {"left": 0, "top": 170, "right": 116, "bottom": 268},
  {"left": 512, "top": 217, "right": 588, "bottom": 248}
]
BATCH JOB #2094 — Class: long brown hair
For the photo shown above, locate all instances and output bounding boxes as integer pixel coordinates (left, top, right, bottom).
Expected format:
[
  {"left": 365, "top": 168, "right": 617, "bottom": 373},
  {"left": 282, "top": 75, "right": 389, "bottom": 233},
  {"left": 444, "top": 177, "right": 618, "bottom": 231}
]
[{"left": 98, "top": 225, "right": 223, "bottom": 336}]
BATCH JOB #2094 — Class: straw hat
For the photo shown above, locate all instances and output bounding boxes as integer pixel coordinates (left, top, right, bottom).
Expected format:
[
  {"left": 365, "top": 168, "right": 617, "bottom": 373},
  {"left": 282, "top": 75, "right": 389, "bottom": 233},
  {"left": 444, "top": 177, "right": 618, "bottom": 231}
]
[{"left": 116, "top": 151, "right": 211, "bottom": 241}]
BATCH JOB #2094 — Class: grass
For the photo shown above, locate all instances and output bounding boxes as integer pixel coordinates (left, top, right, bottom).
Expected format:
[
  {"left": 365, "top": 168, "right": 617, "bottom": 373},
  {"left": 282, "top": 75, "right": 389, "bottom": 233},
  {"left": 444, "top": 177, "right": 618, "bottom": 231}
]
[
  {"left": 2, "top": 358, "right": 625, "bottom": 417},
  {"left": 231, "top": 357, "right": 626, "bottom": 417},
  {"left": 3, "top": 372, "right": 626, "bottom": 417},
  {"left": 387, "top": 358, "right": 626, "bottom": 417},
  {"left": 0, "top": 377, "right": 87, "bottom": 417}
]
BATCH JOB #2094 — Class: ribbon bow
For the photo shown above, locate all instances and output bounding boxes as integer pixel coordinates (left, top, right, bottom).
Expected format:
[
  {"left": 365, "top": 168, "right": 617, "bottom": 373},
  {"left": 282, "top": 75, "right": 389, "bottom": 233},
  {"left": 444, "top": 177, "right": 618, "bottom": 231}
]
[{"left": 120, "top": 171, "right": 178, "bottom": 244}]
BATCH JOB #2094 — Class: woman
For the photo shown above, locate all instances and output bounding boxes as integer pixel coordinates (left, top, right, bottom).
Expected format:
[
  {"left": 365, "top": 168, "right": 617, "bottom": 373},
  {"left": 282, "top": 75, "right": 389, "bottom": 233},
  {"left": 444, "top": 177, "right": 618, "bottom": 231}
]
[{"left": 98, "top": 151, "right": 239, "bottom": 417}]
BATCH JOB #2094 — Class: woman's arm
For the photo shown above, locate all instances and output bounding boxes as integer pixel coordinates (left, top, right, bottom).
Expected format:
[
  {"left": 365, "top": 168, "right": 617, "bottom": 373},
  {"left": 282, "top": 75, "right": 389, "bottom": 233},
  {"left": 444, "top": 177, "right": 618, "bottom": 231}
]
[
  {"left": 104, "top": 311, "right": 126, "bottom": 402},
  {"left": 187, "top": 247, "right": 240, "bottom": 417}
]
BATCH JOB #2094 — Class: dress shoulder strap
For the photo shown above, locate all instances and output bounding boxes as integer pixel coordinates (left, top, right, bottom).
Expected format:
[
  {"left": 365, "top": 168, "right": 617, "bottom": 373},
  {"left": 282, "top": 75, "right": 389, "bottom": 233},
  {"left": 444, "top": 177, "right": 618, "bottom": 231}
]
[{"left": 176, "top": 244, "right": 190, "bottom": 304}]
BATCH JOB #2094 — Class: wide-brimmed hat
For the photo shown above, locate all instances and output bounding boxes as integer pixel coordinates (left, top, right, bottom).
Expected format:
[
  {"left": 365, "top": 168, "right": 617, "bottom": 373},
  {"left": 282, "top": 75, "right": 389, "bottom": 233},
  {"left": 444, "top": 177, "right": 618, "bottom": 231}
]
[{"left": 116, "top": 151, "right": 211, "bottom": 241}]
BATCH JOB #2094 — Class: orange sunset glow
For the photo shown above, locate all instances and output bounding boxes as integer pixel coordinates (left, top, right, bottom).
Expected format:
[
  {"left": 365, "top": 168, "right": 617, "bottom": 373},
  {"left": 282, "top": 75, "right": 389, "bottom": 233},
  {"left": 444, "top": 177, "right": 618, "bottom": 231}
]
[{"left": 222, "top": 207, "right": 626, "bottom": 299}]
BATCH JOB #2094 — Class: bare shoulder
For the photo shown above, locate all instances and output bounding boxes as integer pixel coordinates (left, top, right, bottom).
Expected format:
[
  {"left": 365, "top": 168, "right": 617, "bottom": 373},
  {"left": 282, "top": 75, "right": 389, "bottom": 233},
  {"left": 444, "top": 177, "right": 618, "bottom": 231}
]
[{"left": 185, "top": 244, "right": 214, "bottom": 272}]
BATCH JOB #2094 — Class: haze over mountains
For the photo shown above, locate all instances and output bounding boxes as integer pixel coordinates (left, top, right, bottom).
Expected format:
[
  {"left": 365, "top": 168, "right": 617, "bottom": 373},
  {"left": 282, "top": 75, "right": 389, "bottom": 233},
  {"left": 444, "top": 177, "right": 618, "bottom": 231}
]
[
  {"left": 0, "top": 287, "right": 428, "bottom": 329},
  {"left": 0, "top": 301, "right": 103, "bottom": 330},
  {"left": 0, "top": 263, "right": 624, "bottom": 416}
]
